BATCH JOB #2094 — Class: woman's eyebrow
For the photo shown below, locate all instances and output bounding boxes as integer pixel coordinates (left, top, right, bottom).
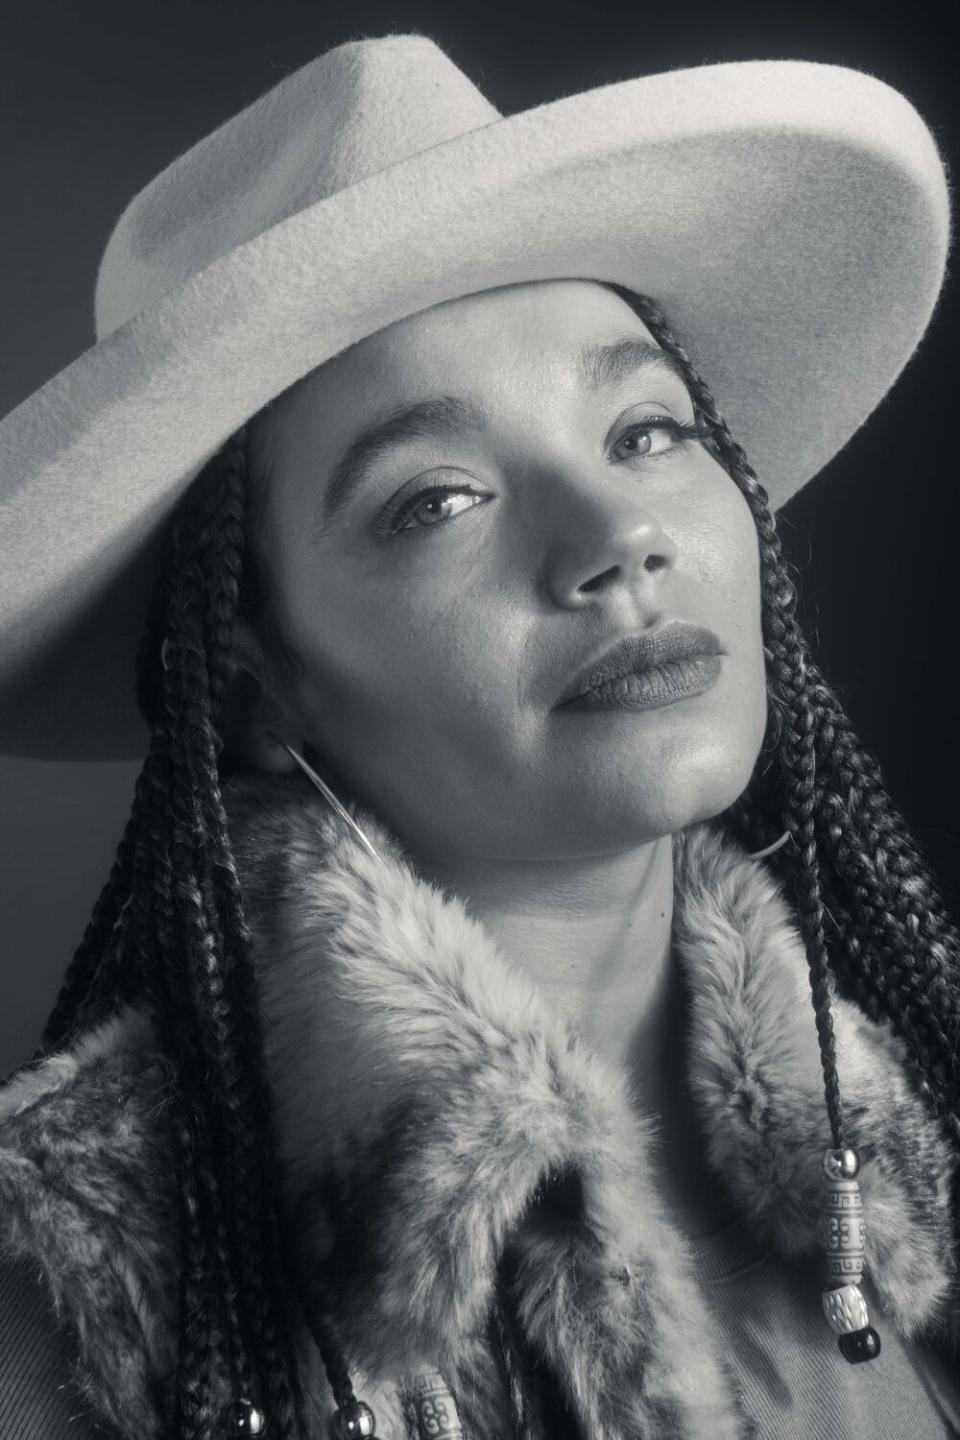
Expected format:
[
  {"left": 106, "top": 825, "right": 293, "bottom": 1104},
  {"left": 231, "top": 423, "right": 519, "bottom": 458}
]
[
  {"left": 316, "top": 394, "right": 486, "bottom": 533},
  {"left": 314, "top": 339, "right": 686, "bottom": 534},
  {"left": 578, "top": 336, "right": 688, "bottom": 392}
]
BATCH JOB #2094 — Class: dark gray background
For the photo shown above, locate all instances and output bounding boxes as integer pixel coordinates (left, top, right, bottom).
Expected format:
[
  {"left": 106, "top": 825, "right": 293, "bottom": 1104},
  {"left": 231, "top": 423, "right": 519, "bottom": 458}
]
[{"left": 2, "top": 0, "right": 957, "bottom": 1075}]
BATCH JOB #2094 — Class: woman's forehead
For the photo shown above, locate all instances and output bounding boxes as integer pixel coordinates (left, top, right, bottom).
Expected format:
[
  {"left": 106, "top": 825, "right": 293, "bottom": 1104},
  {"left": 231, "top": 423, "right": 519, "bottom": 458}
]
[
  {"left": 252, "top": 279, "right": 662, "bottom": 462},
  {"left": 366, "top": 278, "right": 659, "bottom": 363}
]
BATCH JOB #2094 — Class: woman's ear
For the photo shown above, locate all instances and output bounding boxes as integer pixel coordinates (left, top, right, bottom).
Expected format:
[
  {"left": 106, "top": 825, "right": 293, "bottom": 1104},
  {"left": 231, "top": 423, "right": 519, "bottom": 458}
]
[{"left": 217, "top": 617, "right": 302, "bottom": 773}]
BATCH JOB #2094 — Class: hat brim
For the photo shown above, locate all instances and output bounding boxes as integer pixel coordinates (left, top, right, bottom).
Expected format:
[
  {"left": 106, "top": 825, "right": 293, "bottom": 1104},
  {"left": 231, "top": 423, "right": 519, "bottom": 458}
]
[{"left": 0, "top": 58, "right": 949, "bottom": 758}]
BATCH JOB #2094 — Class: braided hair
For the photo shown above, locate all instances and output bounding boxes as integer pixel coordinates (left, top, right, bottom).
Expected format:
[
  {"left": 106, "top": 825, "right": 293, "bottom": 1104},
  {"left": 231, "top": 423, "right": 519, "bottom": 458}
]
[
  {"left": 619, "top": 290, "right": 960, "bottom": 1156},
  {"left": 35, "top": 288, "right": 960, "bottom": 1439}
]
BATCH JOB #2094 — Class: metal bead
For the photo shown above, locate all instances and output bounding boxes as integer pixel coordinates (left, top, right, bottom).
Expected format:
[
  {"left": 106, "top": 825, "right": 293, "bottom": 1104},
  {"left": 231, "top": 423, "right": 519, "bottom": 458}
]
[
  {"left": 822, "top": 1284, "right": 870, "bottom": 1335},
  {"left": 330, "top": 1399, "right": 377, "bottom": 1438},
  {"left": 223, "top": 1398, "right": 267, "bottom": 1435},
  {"left": 822, "top": 1147, "right": 861, "bottom": 1180},
  {"left": 838, "top": 1324, "right": 882, "bottom": 1364}
]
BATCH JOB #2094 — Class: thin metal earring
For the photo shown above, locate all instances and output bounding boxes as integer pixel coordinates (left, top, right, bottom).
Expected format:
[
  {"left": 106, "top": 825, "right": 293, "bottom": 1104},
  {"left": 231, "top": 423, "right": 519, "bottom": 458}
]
[
  {"left": 748, "top": 831, "right": 792, "bottom": 860},
  {"left": 268, "top": 734, "right": 382, "bottom": 863},
  {"left": 271, "top": 732, "right": 785, "bottom": 866},
  {"left": 746, "top": 643, "right": 791, "bottom": 860}
]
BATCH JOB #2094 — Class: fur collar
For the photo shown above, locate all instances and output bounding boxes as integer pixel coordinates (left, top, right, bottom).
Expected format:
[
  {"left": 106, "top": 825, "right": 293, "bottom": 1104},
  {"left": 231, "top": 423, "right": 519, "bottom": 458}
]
[{"left": 1, "top": 771, "right": 957, "bottom": 1438}]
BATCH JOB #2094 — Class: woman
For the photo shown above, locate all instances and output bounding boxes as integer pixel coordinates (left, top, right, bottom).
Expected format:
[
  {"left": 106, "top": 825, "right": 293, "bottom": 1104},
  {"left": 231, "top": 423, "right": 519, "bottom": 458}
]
[{"left": 0, "top": 32, "right": 958, "bottom": 1440}]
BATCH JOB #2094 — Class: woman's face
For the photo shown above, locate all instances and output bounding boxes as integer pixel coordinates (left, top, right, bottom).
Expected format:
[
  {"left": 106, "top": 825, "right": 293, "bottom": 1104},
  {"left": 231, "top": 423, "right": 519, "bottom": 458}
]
[{"left": 243, "top": 280, "right": 768, "bottom": 864}]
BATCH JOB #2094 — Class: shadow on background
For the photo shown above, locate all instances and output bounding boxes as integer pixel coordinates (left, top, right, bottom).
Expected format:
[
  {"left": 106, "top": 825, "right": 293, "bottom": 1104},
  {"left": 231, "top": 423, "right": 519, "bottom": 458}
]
[{"left": 2, "top": 0, "right": 957, "bottom": 1073}]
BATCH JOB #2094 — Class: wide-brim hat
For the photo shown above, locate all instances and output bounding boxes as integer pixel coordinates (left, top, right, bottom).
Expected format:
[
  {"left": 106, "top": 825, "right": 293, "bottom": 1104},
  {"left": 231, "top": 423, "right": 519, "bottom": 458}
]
[{"left": 0, "top": 33, "right": 950, "bottom": 759}]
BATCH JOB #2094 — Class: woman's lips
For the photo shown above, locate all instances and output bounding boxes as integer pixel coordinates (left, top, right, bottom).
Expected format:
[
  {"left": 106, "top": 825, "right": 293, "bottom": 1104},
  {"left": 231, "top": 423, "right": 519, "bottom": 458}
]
[
  {"left": 554, "top": 621, "right": 725, "bottom": 709},
  {"left": 556, "top": 653, "right": 722, "bottom": 712}
]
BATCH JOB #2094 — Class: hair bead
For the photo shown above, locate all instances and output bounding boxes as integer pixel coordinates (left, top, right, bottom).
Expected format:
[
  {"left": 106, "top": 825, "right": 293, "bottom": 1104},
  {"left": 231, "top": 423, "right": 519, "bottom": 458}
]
[
  {"left": 838, "top": 1325, "right": 882, "bottom": 1363},
  {"left": 819, "top": 1146, "right": 881, "bottom": 1363},
  {"left": 224, "top": 1397, "right": 267, "bottom": 1434},
  {"left": 410, "top": 1372, "right": 465, "bottom": 1437},
  {"left": 822, "top": 1284, "right": 869, "bottom": 1334},
  {"left": 822, "top": 1147, "right": 860, "bottom": 1181},
  {"left": 821, "top": 1178, "right": 866, "bottom": 1264},
  {"left": 330, "top": 1398, "right": 377, "bottom": 1437}
]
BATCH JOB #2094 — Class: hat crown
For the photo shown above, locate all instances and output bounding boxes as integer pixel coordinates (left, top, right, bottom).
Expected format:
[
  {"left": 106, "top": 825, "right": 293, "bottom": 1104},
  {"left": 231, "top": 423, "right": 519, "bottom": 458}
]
[{"left": 94, "top": 35, "right": 501, "bottom": 339}]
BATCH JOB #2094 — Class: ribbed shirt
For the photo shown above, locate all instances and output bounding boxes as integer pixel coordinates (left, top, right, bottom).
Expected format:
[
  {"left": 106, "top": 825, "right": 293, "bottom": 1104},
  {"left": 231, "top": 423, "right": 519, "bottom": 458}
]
[
  {"left": 3, "top": 1236, "right": 959, "bottom": 1438},
  {"left": 0, "top": 1254, "right": 103, "bottom": 1438},
  {"left": 689, "top": 1214, "right": 960, "bottom": 1438}
]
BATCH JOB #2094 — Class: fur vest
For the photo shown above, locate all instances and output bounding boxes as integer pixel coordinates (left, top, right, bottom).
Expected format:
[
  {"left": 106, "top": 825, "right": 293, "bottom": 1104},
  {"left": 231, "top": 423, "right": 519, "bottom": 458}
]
[{"left": 1, "top": 771, "right": 958, "bottom": 1439}]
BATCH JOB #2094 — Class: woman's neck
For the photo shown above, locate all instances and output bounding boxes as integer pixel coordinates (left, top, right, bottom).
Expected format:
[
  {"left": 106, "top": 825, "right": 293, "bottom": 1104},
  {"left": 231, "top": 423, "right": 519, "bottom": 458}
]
[
  {"left": 421, "top": 833, "right": 674, "bottom": 1067},
  {"left": 411, "top": 833, "right": 740, "bottom": 1239}
]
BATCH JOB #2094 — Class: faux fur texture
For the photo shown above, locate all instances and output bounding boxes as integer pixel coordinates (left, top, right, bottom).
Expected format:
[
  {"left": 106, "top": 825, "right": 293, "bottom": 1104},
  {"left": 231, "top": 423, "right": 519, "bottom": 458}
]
[{"left": 0, "top": 769, "right": 957, "bottom": 1439}]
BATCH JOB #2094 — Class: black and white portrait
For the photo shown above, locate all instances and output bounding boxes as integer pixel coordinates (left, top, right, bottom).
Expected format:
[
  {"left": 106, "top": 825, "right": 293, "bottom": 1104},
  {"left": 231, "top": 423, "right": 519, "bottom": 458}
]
[{"left": 1, "top": 5, "right": 958, "bottom": 1437}]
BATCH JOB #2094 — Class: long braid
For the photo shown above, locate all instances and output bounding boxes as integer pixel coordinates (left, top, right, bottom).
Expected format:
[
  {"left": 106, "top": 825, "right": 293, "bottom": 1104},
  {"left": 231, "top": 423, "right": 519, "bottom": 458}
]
[
  {"left": 617, "top": 286, "right": 960, "bottom": 1168},
  {"left": 37, "top": 541, "right": 174, "bottom": 1050},
  {"left": 129, "top": 713, "right": 227, "bottom": 1436},
  {"left": 178, "top": 461, "right": 309, "bottom": 1431},
  {"left": 166, "top": 442, "right": 306, "bottom": 1436},
  {"left": 36, "top": 436, "right": 309, "bottom": 1438},
  {"left": 619, "top": 290, "right": 849, "bottom": 1148},
  {"left": 806, "top": 672, "right": 960, "bottom": 1103},
  {"left": 36, "top": 817, "right": 135, "bottom": 1047}
]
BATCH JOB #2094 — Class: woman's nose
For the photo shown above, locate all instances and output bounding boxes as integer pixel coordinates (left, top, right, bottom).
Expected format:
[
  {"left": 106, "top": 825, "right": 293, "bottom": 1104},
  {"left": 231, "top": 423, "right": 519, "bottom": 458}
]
[{"left": 540, "top": 476, "right": 678, "bottom": 609}]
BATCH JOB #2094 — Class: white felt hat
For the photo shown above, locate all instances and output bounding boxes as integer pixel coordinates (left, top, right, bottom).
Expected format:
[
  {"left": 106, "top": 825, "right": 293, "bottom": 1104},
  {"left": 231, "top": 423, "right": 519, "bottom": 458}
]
[{"left": 0, "top": 33, "right": 950, "bottom": 758}]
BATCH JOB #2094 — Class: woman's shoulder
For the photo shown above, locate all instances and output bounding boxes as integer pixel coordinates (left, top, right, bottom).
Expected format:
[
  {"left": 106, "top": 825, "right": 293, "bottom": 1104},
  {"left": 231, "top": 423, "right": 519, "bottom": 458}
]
[
  {"left": 0, "top": 1010, "right": 182, "bottom": 1439},
  {"left": 0, "top": 1007, "right": 177, "bottom": 1241},
  {"left": 0, "top": 1249, "right": 107, "bottom": 1438},
  {"left": 0, "top": 1006, "right": 170, "bottom": 1156}
]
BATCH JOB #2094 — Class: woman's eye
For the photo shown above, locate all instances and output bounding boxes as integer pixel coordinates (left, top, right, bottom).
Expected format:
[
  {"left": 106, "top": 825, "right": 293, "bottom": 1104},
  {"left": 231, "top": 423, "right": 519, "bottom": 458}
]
[
  {"left": 611, "top": 419, "right": 695, "bottom": 462},
  {"left": 392, "top": 486, "right": 489, "bottom": 533}
]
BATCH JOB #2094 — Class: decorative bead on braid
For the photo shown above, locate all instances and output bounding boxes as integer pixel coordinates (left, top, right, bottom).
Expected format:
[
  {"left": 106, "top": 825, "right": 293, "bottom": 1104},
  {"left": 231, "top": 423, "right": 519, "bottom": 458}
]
[
  {"left": 617, "top": 288, "right": 884, "bottom": 1363},
  {"left": 222, "top": 1399, "right": 267, "bottom": 1435},
  {"left": 820, "top": 1147, "right": 881, "bottom": 1362}
]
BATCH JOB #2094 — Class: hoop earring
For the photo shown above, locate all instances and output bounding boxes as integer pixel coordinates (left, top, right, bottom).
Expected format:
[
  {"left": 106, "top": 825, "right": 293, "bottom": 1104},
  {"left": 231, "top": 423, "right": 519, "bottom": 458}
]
[
  {"left": 271, "top": 732, "right": 788, "bottom": 867},
  {"left": 748, "top": 642, "right": 790, "bottom": 858},
  {"left": 748, "top": 830, "right": 792, "bottom": 860},
  {"left": 268, "top": 735, "right": 382, "bottom": 863}
]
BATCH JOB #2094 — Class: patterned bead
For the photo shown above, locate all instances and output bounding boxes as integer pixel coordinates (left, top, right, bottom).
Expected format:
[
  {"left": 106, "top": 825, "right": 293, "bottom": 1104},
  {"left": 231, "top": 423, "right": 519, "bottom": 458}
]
[
  {"left": 839, "top": 1324, "right": 882, "bottom": 1364},
  {"left": 823, "top": 1209, "right": 866, "bottom": 1255},
  {"left": 824, "top": 1251, "right": 864, "bottom": 1286},
  {"left": 819, "top": 1147, "right": 881, "bottom": 1354},
  {"left": 822, "top": 1284, "right": 869, "bottom": 1335},
  {"left": 223, "top": 1398, "right": 267, "bottom": 1435},
  {"left": 822, "top": 1146, "right": 861, "bottom": 1181},
  {"left": 411, "top": 1372, "right": 464, "bottom": 1438},
  {"left": 820, "top": 1178, "right": 866, "bottom": 1271},
  {"left": 330, "top": 1399, "right": 377, "bottom": 1438}
]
